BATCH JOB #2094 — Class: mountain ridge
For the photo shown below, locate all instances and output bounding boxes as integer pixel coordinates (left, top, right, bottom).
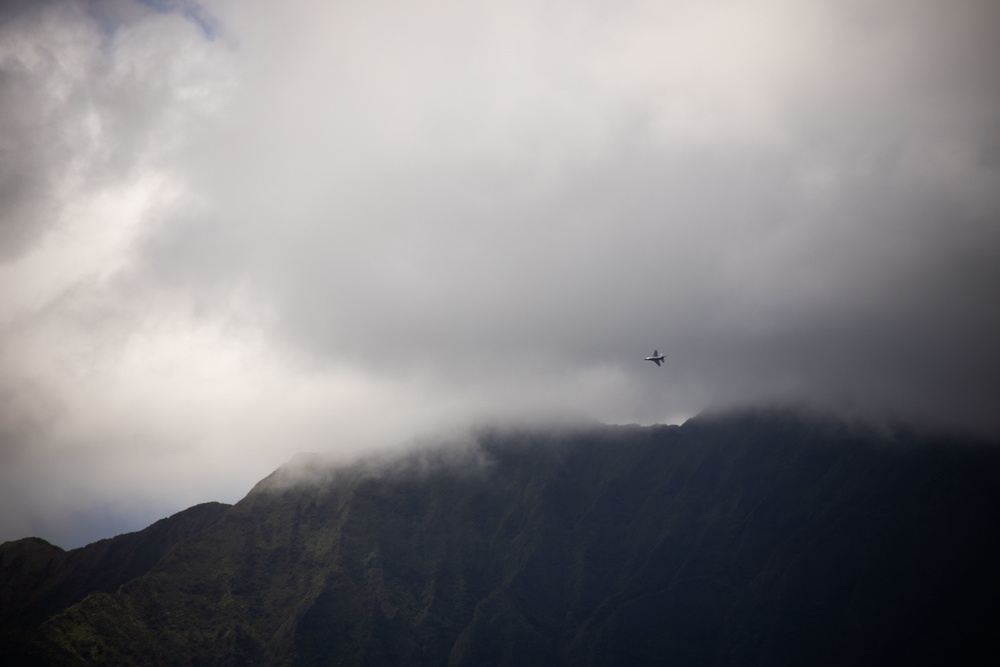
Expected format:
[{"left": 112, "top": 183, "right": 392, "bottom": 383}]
[
  {"left": 0, "top": 501, "right": 231, "bottom": 662},
  {"left": 2, "top": 409, "right": 998, "bottom": 665}
]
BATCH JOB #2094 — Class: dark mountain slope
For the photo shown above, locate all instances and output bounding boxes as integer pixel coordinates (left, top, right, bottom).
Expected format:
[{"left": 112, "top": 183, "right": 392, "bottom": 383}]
[
  {"left": 10, "top": 410, "right": 1000, "bottom": 665},
  {"left": 0, "top": 502, "right": 231, "bottom": 659}
]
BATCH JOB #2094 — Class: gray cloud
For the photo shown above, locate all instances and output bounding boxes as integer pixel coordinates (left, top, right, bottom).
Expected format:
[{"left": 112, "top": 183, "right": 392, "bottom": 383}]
[{"left": 1, "top": 0, "right": 998, "bottom": 548}]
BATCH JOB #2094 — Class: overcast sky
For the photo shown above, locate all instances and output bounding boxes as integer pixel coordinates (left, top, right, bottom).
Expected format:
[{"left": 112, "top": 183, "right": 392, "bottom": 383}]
[{"left": 2, "top": 0, "right": 998, "bottom": 548}]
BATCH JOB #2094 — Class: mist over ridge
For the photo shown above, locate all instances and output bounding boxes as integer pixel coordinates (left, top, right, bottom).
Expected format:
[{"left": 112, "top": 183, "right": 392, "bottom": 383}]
[{"left": 3, "top": 407, "right": 997, "bottom": 665}]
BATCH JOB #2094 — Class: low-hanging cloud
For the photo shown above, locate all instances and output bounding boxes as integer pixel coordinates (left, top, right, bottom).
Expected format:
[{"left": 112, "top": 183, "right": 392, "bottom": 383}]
[{"left": 1, "top": 0, "right": 998, "bottom": 548}]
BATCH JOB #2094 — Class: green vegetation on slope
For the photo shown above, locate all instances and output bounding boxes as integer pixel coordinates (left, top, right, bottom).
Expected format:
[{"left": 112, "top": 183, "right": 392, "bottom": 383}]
[
  {"left": 0, "top": 501, "right": 231, "bottom": 664},
  {"left": 4, "top": 410, "right": 999, "bottom": 665}
]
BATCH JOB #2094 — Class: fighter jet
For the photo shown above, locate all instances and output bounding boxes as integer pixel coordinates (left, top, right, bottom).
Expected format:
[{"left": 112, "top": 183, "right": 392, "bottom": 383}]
[{"left": 645, "top": 350, "right": 666, "bottom": 366}]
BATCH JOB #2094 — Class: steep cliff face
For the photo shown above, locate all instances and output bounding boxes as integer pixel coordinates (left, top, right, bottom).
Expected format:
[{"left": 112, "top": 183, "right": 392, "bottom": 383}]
[{"left": 4, "top": 411, "right": 999, "bottom": 665}]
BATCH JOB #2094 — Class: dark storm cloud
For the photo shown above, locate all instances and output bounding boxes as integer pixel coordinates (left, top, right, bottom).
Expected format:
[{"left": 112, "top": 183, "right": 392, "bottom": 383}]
[
  {"left": 0, "top": 0, "right": 225, "bottom": 262},
  {"left": 139, "top": 0, "right": 1000, "bottom": 439},
  {"left": 0, "top": 0, "right": 79, "bottom": 259}
]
